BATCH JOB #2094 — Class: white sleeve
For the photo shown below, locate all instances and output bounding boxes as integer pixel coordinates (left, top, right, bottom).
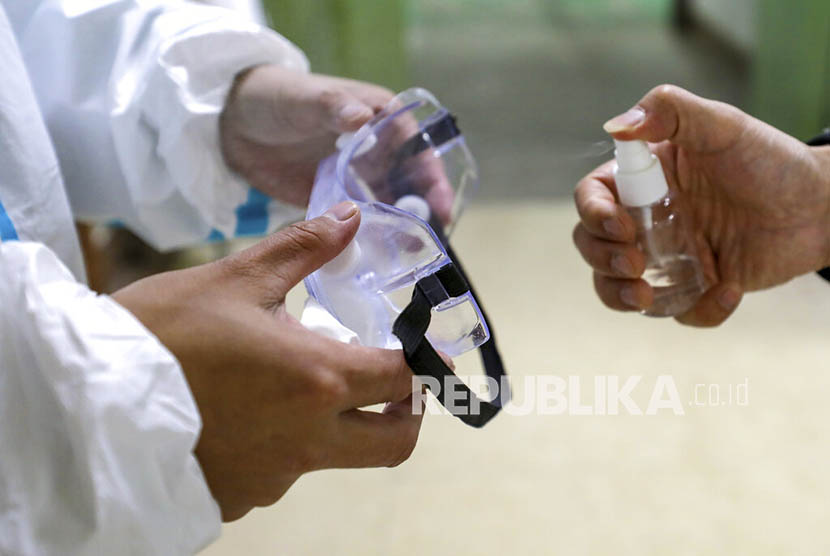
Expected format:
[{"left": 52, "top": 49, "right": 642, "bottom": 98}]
[
  {"left": 0, "top": 241, "right": 221, "bottom": 555},
  {"left": 6, "top": 0, "right": 309, "bottom": 251}
]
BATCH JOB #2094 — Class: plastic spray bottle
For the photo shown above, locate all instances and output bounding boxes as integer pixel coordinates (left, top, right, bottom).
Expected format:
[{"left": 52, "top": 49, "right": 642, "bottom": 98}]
[{"left": 613, "top": 139, "right": 706, "bottom": 317}]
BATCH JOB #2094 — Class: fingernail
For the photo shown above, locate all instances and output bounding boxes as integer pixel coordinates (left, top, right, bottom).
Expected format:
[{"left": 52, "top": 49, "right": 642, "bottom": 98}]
[
  {"left": 323, "top": 201, "right": 359, "bottom": 221},
  {"left": 603, "top": 107, "right": 645, "bottom": 134},
  {"left": 603, "top": 218, "right": 625, "bottom": 239},
  {"left": 620, "top": 286, "right": 640, "bottom": 308},
  {"left": 717, "top": 286, "right": 741, "bottom": 311},
  {"left": 339, "top": 103, "right": 369, "bottom": 123},
  {"left": 611, "top": 254, "right": 636, "bottom": 277}
]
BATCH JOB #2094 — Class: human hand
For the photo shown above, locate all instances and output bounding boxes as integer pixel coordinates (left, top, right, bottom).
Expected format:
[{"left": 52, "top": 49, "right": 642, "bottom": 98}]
[
  {"left": 219, "top": 65, "right": 394, "bottom": 206},
  {"left": 573, "top": 85, "right": 830, "bottom": 326},
  {"left": 220, "top": 65, "right": 457, "bottom": 226},
  {"left": 113, "top": 201, "right": 422, "bottom": 521}
]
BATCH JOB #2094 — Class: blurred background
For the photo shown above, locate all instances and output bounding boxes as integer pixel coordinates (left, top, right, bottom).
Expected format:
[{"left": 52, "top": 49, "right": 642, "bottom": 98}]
[
  {"left": 82, "top": 0, "right": 830, "bottom": 553},
  {"left": 82, "top": 0, "right": 830, "bottom": 291}
]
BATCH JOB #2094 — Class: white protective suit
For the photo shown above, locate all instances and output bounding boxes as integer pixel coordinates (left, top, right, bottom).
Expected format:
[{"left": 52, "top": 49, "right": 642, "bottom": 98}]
[{"left": 0, "top": 0, "right": 308, "bottom": 553}]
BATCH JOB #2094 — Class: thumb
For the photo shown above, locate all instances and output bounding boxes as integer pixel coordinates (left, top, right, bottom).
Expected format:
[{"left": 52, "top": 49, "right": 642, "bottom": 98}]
[
  {"left": 240, "top": 201, "right": 361, "bottom": 295},
  {"left": 675, "top": 282, "right": 743, "bottom": 327},
  {"left": 602, "top": 84, "right": 747, "bottom": 153}
]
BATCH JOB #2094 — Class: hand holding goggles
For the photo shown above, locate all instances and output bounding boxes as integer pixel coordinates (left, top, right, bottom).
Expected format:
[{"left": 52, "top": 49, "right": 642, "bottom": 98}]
[{"left": 304, "top": 88, "right": 510, "bottom": 427}]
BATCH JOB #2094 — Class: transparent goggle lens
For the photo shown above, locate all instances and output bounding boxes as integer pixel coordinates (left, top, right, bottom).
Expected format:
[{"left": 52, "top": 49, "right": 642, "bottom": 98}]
[{"left": 340, "top": 89, "right": 479, "bottom": 237}]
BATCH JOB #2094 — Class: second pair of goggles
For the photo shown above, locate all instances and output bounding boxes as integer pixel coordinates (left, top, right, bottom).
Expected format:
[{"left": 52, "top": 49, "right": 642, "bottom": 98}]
[{"left": 304, "top": 88, "right": 510, "bottom": 427}]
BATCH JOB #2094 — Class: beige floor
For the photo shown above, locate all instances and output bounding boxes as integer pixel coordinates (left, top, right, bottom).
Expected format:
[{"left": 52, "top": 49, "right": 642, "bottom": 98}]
[{"left": 201, "top": 200, "right": 830, "bottom": 555}]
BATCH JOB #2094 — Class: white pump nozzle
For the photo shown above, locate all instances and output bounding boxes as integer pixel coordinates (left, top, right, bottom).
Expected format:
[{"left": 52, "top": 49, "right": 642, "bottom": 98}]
[
  {"left": 614, "top": 140, "right": 653, "bottom": 172},
  {"left": 613, "top": 139, "right": 669, "bottom": 207}
]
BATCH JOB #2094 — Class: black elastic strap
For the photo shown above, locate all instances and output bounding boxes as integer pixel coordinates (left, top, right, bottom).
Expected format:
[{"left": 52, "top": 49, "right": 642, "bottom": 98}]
[
  {"left": 395, "top": 113, "right": 461, "bottom": 160},
  {"left": 387, "top": 113, "right": 463, "bottom": 200},
  {"left": 431, "top": 223, "right": 512, "bottom": 407},
  {"left": 808, "top": 129, "right": 830, "bottom": 283},
  {"left": 389, "top": 113, "right": 508, "bottom": 426},
  {"left": 392, "top": 260, "right": 508, "bottom": 428},
  {"left": 446, "top": 244, "right": 512, "bottom": 406}
]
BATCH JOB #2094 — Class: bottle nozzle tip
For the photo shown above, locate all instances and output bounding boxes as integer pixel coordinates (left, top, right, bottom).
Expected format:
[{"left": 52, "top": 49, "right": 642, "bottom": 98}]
[{"left": 614, "top": 140, "right": 653, "bottom": 173}]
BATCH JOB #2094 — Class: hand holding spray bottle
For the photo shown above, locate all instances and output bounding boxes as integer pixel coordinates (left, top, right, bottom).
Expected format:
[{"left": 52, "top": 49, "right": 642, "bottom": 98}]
[{"left": 612, "top": 139, "right": 706, "bottom": 317}]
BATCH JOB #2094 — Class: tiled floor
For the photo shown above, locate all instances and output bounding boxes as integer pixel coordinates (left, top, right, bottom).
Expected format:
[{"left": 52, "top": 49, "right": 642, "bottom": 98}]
[{"left": 202, "top": 5, "right": 830, "bottom": 555}]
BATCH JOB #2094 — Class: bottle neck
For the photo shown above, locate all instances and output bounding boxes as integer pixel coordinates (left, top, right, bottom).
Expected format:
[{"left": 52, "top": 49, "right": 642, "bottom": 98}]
[{"left": 614, "top": 154, "right": 669, "bottom": 208}]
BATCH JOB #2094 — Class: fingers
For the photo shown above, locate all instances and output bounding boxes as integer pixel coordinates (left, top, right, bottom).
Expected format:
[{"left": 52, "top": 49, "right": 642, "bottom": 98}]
[
  {"left": 340, "top": 78, "right": 396, "bottom": 113},
  {"left": 305, "top": 74, "right": 393, "bottom": 134},
  {"left": 350, "top": 102, "right": 458, "bottom": 225},
  {"left": 257, "top": 67, "right": 375, "bottom": 138},
  {"left": 295, "top": 337, "right": 422, "bottom": 470},
  {"left": 603, "top": 84, "right": 746, "bottom": 153},
  {"left": 593, "top": 273, "right": 654, "bottom": 312},
  {"left": 593, "top": 272, "right": 743, "bottom": 325},
  {"left": 336, "top": 345, "right": 417, "bottom": 409},
  {"left": 675, "top": 282, "right": 743, "bottom": 327},
  {"left": 396, "top": 150, "right": 457, "bottom": 226},
  {"left": 574, "top": 160, "right": 653, "bottom": 313},
  {"left": 230, "top": 201, "right": 361, "bottom": 295},
  {"left": 277, "top": 79, "right": 374, "bottom": 136},
  {"left": 574, "top": 161, "right": 636, "bottom": 242},
  {"left": 424, "top": 176, "right": 456, "bottom": 226},
  {"left": 224, "top": 65, "right": 392, "bottom": 146},
  {"left": 317, "top": 88, "right": 376, "bottom": 134},
  {"left": 330, "top": 400, "right": 423, "bottom": 468},
  {"left": 573, "top": 225, "right": 645, "bottom": 278}
]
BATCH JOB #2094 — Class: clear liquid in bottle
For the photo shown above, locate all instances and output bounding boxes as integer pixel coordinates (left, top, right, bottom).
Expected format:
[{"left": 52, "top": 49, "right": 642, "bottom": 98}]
[
  {"left": 628, "top": 195, "right": 706, "bottom": 317},
  {"left": 612, "top": 139, "right": 706, "bottom": 318}
]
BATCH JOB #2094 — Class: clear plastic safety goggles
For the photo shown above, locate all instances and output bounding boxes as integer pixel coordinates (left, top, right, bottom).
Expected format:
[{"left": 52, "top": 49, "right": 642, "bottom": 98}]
[{"left": 304, "top": 88, "right": 509, "bottom": 427}]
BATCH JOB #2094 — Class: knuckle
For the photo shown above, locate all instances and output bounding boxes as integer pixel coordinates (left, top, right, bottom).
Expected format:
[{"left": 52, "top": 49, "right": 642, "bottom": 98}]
[
  {"left": 574, "top": 238, "right": 597, "bottom": 266},
  {"left": 574, "top": 172, "right": 595, "bottom": 195},
  {"left": 216, "top": 249, "right": 267, "bottom": 284},
  {"left": 386, "top": 428, "right": 419, "bottom": 468},
  {"left": 572, "top": 223, "right": 586, "bottom": 246},
  {"left": 650, "top": 83, "right": 681, "bottom": 103},
  {"left": 371, "top": 84, "right": 395, "bottom": 100},
  {"left": 317, "top": 88, "right": 347, "bottom": 112},
  {"left": 390, "top": 356, "right": 414, "bottom": 398},
  {"left": 306, "top": 369, "right": 348, "bottom": 408},
  {"left": 213, "top": 251, "right": 240, "bottom": 277},
  {"left": 253, "top": 491, "right": 281, "bottom": 509},
  {"left": 371, "top": 89, "right": 395, "bottom": 111},
  {"left": 279, "top": 222, "right": 330, "bottom": 257},
  {"left": 573, "top": 181, "right": 585, "bottom": 202},
  {"left": 592, "top": 273, "right": 616, "bottom": 304},
  {"left": 583, "top": 196, "right": 609, "bottom": 217}
]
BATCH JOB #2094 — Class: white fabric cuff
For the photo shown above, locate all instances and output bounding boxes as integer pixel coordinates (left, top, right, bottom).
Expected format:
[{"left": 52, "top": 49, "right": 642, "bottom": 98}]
[{"left": 109, "top": 5, "right": 310, "bottom": 249}]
